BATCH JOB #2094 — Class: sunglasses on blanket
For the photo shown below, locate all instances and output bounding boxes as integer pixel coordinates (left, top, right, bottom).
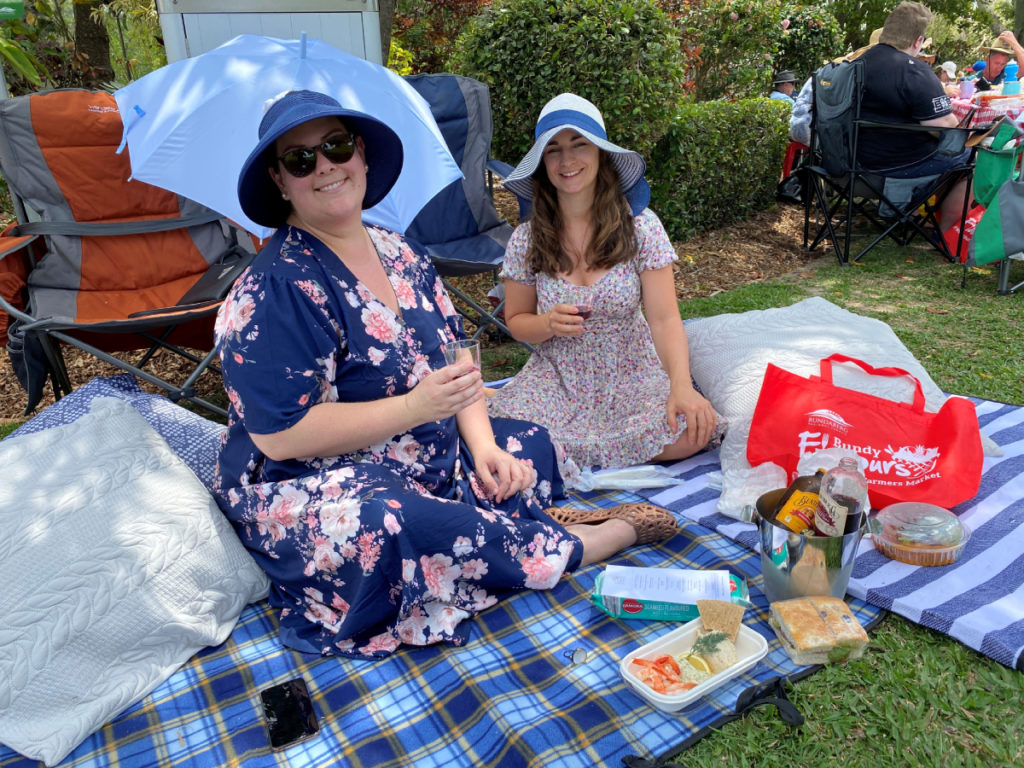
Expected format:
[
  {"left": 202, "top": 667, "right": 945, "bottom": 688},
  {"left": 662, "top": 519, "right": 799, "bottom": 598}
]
[{"left": 277, "top": 134, "right": 357, "bottom": 177}]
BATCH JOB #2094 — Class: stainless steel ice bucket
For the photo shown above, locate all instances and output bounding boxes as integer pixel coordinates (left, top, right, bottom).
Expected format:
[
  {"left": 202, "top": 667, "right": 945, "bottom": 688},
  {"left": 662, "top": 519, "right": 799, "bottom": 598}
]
[{"left": 755, "top": 489, "right": 865, "bottom": 603}]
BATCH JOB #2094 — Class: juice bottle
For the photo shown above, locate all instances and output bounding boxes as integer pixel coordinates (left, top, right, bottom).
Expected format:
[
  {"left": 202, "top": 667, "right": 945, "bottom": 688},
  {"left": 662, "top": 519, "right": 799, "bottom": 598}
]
[
  {"left": 771, "top": 469, "right": 825, "bottom": 534},
  {"left": 814, "top": 457, "right": 869, "bottom": 537}
]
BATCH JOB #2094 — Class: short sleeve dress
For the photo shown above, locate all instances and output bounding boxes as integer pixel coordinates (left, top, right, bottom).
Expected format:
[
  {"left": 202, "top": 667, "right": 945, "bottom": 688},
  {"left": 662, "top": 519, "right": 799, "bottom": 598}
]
[
  {"left": 486, "top": 209, "right": 684, "bottom": 470},
  {"left": 213, "top": 224, "right": 581, "bottom": 659}
]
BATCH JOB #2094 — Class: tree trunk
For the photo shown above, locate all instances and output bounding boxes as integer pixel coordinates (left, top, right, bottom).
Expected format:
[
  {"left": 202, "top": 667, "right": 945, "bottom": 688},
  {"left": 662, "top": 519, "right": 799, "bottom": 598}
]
[
  {"left": 378, "top": 0, "right": 395, "bottom": 65},
  {"left": 1016, "top": 0, "right": 1024, "bottom": 42},
  {"left": 73, "top": 1, "right": 115, "bottom": 87}
]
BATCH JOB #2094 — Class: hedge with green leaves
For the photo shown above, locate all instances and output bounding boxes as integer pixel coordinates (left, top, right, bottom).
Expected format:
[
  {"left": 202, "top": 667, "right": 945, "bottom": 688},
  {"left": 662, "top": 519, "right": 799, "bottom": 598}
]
[
  {"left": 450, "top": 0, "right": 684, "bottom": 164},
  {"left": 649, "top": 98, "right": 790, "bottom": 241}
]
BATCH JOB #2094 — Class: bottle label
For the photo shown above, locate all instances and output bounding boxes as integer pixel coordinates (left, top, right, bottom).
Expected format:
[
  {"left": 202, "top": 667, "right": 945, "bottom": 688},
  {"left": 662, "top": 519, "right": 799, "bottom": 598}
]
[
  {"left": 816, "top": 492, "right": 857, "bottom": 537},
  {"left": 775, "top": 491, "right": 816, "bottom": 533}
]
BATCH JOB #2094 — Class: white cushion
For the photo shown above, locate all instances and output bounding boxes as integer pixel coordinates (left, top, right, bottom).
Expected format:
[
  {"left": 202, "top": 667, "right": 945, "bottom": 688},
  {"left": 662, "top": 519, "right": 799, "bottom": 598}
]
[
  {"left": 685, "top": 296, "right": 997, "bottom": 517},
  {"left": 0, "top": 397, "right": 269, "bottom": 766}
]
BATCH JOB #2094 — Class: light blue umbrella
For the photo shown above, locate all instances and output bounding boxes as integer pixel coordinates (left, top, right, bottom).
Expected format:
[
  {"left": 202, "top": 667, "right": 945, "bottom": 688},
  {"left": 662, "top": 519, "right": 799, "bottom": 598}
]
[{"left": 114, "top": 34, "right": 462, "bottom": 239}]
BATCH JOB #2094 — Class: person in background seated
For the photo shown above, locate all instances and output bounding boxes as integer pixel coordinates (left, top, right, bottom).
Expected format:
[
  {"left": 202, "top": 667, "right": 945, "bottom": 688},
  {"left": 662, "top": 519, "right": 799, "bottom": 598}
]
[
  {"left": 770, "top": 70, "right": 799, "bottom": 105},
  {"left": 856, "top": 1, "right": 970, "bottom": 227},
  {"left": 936, "top": 60, "right": 961, "bottom": 98},
  {"left": 487, "top": 93, "right": 722, "bottom": 474},
  {"left": 212, "top": 90, "right": 677, "bottom": 659},
  {"left": 975, "top": 35, "right": 1019, "bottom": 91}
]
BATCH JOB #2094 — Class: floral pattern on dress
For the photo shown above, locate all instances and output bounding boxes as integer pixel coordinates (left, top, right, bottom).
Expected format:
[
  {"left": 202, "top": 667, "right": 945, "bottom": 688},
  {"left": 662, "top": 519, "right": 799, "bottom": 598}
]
[
  {"left": 213, "top": 224, "right": 580, "bottom": 658},
  {"left": 487, "top": 209, "right": 688, "bottom": 470}
]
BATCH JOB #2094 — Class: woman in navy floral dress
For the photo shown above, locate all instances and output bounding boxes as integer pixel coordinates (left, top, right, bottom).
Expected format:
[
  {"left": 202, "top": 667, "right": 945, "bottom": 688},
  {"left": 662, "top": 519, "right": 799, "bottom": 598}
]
[{"left": 213, "top": 91, "right": 668, "bottom": 658}]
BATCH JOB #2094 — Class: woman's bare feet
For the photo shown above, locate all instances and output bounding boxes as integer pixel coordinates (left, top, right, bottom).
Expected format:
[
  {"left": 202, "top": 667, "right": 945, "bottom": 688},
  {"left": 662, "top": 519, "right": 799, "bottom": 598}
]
[{"left": 568, "top": 519, "right": 637, "bottom": 566}]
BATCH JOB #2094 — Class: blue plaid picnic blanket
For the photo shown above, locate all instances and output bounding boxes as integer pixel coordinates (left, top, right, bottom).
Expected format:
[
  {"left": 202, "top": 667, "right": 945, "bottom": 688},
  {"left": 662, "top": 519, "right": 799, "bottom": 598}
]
[
  {"left": 638, "top": 396, "right": 1024, "bottom": 671},
  {"left": 0, "top": 376, "right": 884, "bottom": 768}
]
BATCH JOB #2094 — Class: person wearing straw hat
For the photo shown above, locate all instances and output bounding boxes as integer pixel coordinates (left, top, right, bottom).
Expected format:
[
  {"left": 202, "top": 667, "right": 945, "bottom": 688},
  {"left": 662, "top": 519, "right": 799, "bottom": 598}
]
[
  {"left": 213, "top": 90, "right": 676, "bottom": 658},
  {"left": 770, "top": 69, "right": 799, "bottom": 104},
  {"left": 487, "top": 93, "right": 722, "bottom": 476},
  {"left": 975, "top": 32, "right": 1022, "bottom": 91}
]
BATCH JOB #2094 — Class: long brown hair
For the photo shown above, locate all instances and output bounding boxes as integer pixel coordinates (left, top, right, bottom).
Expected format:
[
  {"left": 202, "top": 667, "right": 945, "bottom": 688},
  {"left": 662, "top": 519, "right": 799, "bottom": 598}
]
[{"left": 525, "top": 151, "right": 637, "bottom": 277}]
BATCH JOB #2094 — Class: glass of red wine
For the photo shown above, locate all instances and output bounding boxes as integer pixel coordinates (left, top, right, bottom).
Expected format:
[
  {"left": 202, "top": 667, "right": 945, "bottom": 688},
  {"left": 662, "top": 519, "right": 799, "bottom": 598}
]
[{"left": 576, "top": 304, "right": 593, "bottom": 320}]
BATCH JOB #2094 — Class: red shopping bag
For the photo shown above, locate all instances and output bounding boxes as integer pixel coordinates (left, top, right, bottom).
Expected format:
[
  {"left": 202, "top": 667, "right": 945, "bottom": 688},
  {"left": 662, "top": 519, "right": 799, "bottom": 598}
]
[
  {"left": 942, "top": 203, "right": 985, "bottom": 264},
  {"left": 747, "top": 354, "right": 983, "bottom": 509}
]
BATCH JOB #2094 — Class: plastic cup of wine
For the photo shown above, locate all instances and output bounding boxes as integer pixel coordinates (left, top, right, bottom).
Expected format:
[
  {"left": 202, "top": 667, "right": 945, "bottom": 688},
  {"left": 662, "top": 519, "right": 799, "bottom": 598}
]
[{"left": 442, "top": 339, "right": 481, "bottom": 370}]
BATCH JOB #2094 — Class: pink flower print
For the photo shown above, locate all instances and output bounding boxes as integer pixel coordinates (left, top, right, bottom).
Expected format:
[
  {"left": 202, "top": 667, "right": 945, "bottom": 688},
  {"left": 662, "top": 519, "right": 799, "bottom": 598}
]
[
  {"left": 296, "top": 279, "right": 328, "bottom": 306},
  {"left": 319, "top": 497, "right": 361, "bottom": 544},
  {"left": 387, "top": 434, "right": 421, "bottom": 466},
  {"left": 260, "top": 485, "right": 309, "bottom": 540},
  {"left": 363, "top": 632, "right": 400, "bottom": 655},
  {"left": 356, "top": 284, "right": 374, "bottom": 303},
  {"left": 430, "top": 604, "right": 466, "bottom": 635},
  {"left": 357, "top": 531, "right": 382, "bottom": 572},
  {"left": 420, "top": 553, "right": 459, "bottom": 601},
  {"left": 311, "top": 535, "right": 344, "bottom": 573},
  {"left": 521, "top": 549, "right": 568, "bottom": 589},
  {"left": 383, "top": 512, "right": 402, "bottom": 535},
  {"left": 402, "top": 558, "right": 417, "bottom": 583},
  {"left": 452, "top": 536, "right": 473, "bottom": 557},
  {"left": 219, "top": 290, "right": 256, "bottom": 335},
  {"left": 393, "top": 277, "right": 417, "bottom": 310},
  {"left": 345, "top": 290, "right": 360, "bottom": 308},
  {"left": 303, "top": 586, "right": 325, "bottom": 603},
  {"left": 505, "top": 436, "right": 523, "bottom": 454},
  {"left": 331, "top": 593, "right": 351, "bottom": 614},
  {"left": 304, "top": 601, "right": 342, "bottom": 633},
  {"left": 368, "top": 347, "right": 387, "bottom": 365},
  {"left": 362, "top": 305, "right": 400, "bottom": 343},
  {"left": 466, "top": 586, "right": 496, "bottom": 611},
  {"left": 412, "top": 356, "right": 432, "bottom": 382},
  {"left": 397, "top": 607, "right": 429, "bottom": 644},
  {"left": 434, "top": 279, "right": 457, "bottom": 317},
  {"left": 340, "top": 540, "right": 357, "bottom": 559},
  {"left": 461, "top": 558, "right": 489, "bottom": 580}
]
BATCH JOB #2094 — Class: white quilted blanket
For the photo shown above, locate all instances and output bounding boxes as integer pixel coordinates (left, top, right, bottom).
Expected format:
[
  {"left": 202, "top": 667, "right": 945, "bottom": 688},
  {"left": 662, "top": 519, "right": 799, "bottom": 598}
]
[{"left": 0, "top": 397, "right": 268, "bottom": 766}]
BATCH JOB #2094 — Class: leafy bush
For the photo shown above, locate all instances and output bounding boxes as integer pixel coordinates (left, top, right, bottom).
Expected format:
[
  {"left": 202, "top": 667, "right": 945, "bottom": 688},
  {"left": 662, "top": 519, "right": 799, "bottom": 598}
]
[
  {"left": 393, "top": 0, "right": 490, "bottom": 74},
  {"left": 449, "top": 0, "right": 684, "bottom": 164},
  {"left": 649, "top": 98, "right": 789, "bottom": 240},
  {"left": 777, "top": 4, "right": 843, "bottom": 81}
]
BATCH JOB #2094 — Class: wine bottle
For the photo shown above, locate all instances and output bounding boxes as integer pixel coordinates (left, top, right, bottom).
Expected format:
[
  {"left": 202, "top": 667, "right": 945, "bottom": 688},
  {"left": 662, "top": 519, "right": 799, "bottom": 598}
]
[{"left": 814, "top": 457, "right": 869, "bottom": 537}]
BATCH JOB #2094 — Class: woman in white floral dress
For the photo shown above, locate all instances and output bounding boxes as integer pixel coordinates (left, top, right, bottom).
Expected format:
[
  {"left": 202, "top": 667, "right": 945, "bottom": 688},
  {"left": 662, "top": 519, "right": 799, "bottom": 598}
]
[
  {"left": 213, "top": 91, "right": 673, "bottom": 659},
  {"left": 487, "top": 94, "right": 721, "bottom": 471}
]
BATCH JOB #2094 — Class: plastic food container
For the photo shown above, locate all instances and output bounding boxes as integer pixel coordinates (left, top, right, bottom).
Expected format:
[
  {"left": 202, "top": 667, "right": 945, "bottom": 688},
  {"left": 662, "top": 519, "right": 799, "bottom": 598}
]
[
  {"left": 619, "top": 619, "right": 769, "bottom": 713},
  {"left": 868, "top": 502, "right": 970, "bottom": 567}
]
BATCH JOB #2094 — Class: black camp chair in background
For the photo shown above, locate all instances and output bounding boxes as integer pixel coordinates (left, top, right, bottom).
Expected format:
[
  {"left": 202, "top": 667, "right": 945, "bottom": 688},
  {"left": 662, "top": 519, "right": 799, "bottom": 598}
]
[
  {"left": 404, "top": 73, "right": 519, "bottom": 343},
  {"left": 804, "top": 59, "right": 976, "bottom": 265}
]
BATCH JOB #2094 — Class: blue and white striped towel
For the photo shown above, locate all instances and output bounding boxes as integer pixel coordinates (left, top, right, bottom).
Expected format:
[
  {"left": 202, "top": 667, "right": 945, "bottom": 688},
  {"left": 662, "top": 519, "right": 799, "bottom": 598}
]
[{"left": 639, "top": 397, "right": 1024, "bottom": 669}]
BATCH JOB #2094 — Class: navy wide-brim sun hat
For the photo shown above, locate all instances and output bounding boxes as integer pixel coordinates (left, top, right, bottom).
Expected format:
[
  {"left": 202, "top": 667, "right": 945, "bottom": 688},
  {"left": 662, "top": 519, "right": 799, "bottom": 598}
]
[
  {"left": 237, "top": 90, "right": 404, "bottom": 229},
  {"left": 502, "top": 93, "right": 649, "bottom": 216}
]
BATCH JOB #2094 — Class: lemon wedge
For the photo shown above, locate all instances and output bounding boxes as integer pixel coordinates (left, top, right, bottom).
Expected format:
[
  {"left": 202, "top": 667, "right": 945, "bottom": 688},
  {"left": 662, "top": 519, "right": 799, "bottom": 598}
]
[{"left": 682, "top": 653, "right": 711, "bottom": 675}]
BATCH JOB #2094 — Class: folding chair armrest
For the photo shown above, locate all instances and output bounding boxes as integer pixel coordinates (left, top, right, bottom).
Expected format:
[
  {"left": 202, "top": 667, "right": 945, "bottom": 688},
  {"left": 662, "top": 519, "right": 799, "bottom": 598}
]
[
  {"left": 486, "top": 158, "right": 514, "bottom": 178},
  {"left": 0, "top": 232, "right": 38, "bottom": 263}
]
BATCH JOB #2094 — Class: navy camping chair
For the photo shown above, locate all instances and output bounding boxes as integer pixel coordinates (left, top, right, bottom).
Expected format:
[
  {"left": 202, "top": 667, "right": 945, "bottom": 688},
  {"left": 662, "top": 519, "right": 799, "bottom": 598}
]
[{"left": 404, "top": 73, "right": 518, "bottom": 342}]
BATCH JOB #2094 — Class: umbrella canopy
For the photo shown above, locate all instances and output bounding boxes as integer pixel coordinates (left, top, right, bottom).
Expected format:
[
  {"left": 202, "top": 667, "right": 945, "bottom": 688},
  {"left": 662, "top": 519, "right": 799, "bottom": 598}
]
[{"left": 114, "top": 34, "right": 462, "bottom": 239}]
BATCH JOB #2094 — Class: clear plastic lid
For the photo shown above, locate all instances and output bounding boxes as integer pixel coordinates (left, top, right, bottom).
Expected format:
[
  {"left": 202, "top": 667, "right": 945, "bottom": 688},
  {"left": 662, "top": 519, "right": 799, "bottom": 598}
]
[{"left": 869, "top": 502, "right": 970, "bottom": 566}]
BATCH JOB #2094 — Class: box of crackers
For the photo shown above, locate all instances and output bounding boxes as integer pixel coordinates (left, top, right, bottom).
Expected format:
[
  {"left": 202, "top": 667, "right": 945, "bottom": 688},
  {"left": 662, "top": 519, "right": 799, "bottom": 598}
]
[{"left": 590, "top": 565, "right": 751, "bottom": 621}]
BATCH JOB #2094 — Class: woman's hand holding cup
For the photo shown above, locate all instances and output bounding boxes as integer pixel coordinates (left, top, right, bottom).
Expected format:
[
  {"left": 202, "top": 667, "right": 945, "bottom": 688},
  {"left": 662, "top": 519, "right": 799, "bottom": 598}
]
[
  {"left": 405, "top": 340, "right": 483, "bottom": 423},
  {"left": 547, "top": 303, "right": 586, "bottom": 337}
]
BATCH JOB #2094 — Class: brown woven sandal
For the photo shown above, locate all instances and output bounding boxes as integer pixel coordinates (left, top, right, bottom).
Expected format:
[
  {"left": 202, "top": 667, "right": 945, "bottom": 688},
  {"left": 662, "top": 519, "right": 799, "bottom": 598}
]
[{"left": 544, "top": 503, "right": 678, "bottom": 545}]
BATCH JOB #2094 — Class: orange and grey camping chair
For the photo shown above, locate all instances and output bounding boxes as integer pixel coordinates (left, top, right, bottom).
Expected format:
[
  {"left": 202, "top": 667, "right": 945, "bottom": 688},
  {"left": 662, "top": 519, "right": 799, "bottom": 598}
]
[{"left": 0, "top": 89, "right": 256, "bottom": 417}]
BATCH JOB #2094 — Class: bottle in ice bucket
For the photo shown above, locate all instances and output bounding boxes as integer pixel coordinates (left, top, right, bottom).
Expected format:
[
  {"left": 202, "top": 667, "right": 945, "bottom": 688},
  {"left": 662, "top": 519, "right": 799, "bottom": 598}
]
[
  {"left": 813, "top": 457, "right": 869, "bottom": 537},
  {"left": 771, "top": 468, "right": 825, "bottom": 534}
]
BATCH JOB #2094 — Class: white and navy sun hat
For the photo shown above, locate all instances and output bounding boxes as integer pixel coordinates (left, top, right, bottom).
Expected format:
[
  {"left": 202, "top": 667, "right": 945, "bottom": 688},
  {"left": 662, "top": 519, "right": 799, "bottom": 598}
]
[{"left": 502, "top": 93, "right": 647, "bottom": 209}]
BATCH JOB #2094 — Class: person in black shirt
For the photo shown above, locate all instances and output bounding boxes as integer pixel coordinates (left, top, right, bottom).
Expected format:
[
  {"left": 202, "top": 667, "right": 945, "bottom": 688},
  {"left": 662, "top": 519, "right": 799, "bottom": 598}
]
[{"left": 857, "top": 1, "right": 969, "bottom": 227}]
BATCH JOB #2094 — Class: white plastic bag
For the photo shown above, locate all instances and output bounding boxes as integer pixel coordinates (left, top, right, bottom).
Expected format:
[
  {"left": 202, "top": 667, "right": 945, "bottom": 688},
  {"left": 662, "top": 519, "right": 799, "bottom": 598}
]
[{"left": 570, "top": 464, "right": 680, "bottom": 491}]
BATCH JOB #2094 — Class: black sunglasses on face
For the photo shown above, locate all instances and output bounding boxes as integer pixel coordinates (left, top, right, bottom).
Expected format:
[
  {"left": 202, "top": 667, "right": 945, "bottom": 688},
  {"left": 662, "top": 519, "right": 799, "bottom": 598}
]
[{"left": 277, "top": 134, "right": 357, "bottom": 177}]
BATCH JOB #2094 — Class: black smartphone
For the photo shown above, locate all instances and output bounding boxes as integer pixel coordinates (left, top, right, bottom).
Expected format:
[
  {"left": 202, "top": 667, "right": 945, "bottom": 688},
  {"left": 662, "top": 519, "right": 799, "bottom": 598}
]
[{"left": 259, "top": 677, "right": 320, "bottom": 752}]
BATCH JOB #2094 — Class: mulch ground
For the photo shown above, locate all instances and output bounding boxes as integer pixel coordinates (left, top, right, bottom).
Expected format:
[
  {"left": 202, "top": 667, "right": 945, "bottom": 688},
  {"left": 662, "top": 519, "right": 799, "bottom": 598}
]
[{"left": 0, "top": 200, "right": 823, "bottom": 422}]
